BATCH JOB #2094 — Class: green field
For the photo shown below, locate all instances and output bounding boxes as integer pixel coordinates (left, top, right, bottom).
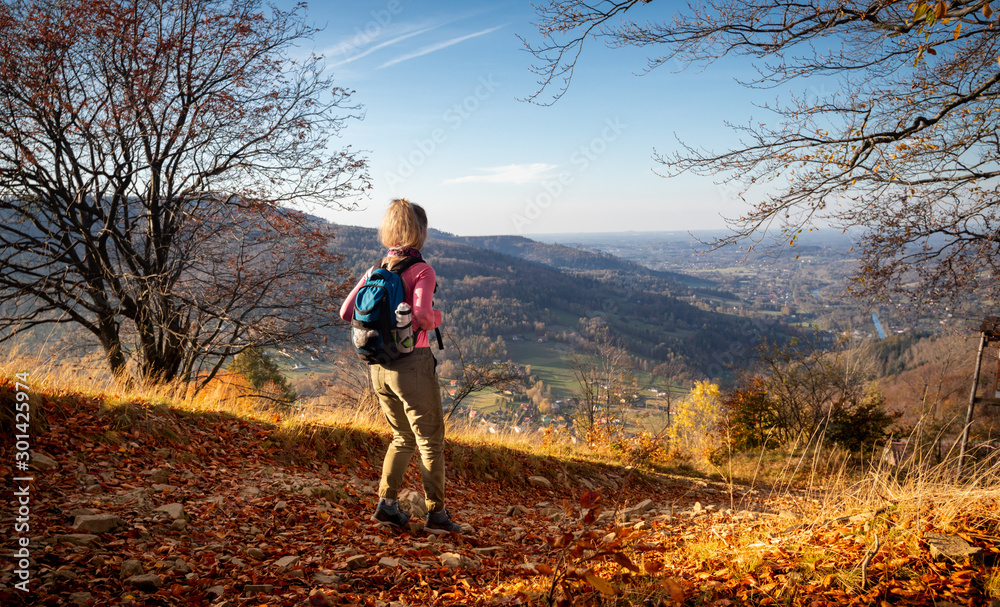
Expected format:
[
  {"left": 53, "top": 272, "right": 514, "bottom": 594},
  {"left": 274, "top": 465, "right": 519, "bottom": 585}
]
[{"left": 506, "top": 339, "right": 579, "bottom": 398}]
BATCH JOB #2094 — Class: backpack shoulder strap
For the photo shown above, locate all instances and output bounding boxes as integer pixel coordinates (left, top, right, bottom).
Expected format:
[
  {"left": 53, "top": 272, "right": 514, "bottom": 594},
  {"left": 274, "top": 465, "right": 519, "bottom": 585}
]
[{"left": 380, "top": 253, "right": 425, "bottom": 276}]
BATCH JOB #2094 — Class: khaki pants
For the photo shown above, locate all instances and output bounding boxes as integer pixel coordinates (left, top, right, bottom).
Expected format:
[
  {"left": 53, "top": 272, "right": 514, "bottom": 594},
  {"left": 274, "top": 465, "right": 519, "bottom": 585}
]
[{"left": 370, "top": 348, "right": 445, "bottom": 513}]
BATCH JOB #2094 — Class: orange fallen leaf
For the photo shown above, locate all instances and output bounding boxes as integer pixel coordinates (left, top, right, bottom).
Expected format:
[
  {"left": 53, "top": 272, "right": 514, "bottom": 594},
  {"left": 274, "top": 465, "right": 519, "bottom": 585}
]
[
  {"left": 580, "top": 489, "right": 601, "bottom": 509},
  {"left": 612, "top": 552, "right": 641, "bottom": 573},
  {"left": 535, "top": 563, "right": 554, "bottom": 575},
  {"left": 583, "top": 569, "right": 617, "bottom": 596},
  {"left": 643, "top": 560, "right": 663, "bottom": 574},
  {"left": 664, "top": 578, "right": 685, "bottom": 603}
]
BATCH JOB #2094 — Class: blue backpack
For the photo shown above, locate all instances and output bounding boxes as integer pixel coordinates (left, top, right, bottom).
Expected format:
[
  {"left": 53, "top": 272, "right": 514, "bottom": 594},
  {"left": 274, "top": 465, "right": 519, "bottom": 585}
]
[{"left": 350, "top": 256, "right": 423, "bottom": 365}]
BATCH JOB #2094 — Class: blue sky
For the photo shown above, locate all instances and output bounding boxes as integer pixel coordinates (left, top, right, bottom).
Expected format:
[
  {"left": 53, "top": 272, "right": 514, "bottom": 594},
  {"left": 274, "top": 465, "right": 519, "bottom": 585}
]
[{"left": 295, "top": 0, "right": 766, "bottom": 236}]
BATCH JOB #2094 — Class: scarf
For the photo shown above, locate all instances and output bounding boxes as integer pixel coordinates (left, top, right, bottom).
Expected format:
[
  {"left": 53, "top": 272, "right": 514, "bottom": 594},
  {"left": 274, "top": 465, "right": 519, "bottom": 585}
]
[{"left": 386, "top": 246, "right": 421, "bottom": 258}]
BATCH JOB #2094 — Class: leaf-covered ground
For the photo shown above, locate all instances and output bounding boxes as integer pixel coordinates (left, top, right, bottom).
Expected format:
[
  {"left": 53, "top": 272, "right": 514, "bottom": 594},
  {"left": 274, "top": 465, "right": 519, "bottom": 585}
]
[{"left": 1, "top": 379, "right": 999, "bottom": 606}]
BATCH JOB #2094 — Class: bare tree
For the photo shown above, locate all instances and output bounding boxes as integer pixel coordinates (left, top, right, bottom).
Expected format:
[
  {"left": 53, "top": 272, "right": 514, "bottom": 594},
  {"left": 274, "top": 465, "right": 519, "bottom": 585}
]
[
  {"left": 567, "top": 322, "right": 636, "bottom": 443},
  {"left": 0, "top": 0, "right": 367, "bottom": 384},
  {"left": 444, "top": 336, "right": 526, "bottom": 421},
  {"left": 523, "top": 1, "right": 1000, "bottom": 307}
]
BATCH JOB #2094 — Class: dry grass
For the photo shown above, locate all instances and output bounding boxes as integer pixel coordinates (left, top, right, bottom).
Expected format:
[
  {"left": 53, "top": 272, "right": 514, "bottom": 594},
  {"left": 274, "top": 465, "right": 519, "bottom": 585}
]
[
  {"left": 8, "top": 341, "right": 1000, "bottom": 525},
  {"left": 9, "top": 345, "right": 1000, "bottom": 604}
]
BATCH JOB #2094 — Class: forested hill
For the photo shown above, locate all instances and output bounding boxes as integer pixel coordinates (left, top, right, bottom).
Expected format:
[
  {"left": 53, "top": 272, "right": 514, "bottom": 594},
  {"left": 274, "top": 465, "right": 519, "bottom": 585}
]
[
  {"left": 429, "top": 232, "right": 713, "bottom": 288},
  {"left": 331, "top": 224, "right": 800, "bottom": 377}
]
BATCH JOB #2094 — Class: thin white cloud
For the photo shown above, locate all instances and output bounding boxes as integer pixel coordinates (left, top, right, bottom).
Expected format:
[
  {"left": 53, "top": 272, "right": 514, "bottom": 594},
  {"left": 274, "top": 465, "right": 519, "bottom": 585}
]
[
  {"left": 444, "top": 163, "right": 557, "bottom": 185},
  {"left": 378, "top": 24, "right": 506, "bottom": 69},
  {"left": 326, "top": 24, "right": 440, "bottom": 67}
]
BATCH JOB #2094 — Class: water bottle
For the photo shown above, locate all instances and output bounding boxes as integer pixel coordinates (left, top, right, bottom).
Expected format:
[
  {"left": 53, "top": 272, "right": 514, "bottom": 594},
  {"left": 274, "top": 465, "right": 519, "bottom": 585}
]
[{"left": 395, "top": 302, "right": 414, "bottom": 353}]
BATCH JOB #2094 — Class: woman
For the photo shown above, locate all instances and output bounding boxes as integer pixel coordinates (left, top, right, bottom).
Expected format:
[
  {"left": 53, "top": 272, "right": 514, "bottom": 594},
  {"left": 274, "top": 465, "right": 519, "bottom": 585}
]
[{"left": 339, "top": 199, "right": 461, "bottom": 534}]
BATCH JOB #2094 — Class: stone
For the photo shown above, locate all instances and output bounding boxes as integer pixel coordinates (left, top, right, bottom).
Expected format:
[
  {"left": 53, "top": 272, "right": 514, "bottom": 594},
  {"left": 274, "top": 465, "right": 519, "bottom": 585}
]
[
  {"left": 274, "top": 500, "right": 287, "bottom": 511},
  {"left": 230, "top": 558, "right": 246, "bottom": 568},
  {"left": 241, "top": 486, "right": 261, "bottom": 497},
  {"left": 120, "top": 560, "right": 144, "bottom": 578},
  {"left": 924, "top": 532, "right": 984, "bottom": 562},
  {"left": 174, "top": 559, "right": 190, "bottom": 574},
  {"left": 155, "top": 503, "right": 187, "bottom": 520},
  {"left": 149, "top": 469, "right": 170, "bottom": 484},
  {"left": 439, "top": 552, "right": 480, "bottom": 569},
  {"left": 244, "top": 584, "right": 274, "bottom": 594},
  {"left": 303, "top": 484, "right": 340, "bottom": 500},
  {"left": 30, "top": 451, "right": 58, "bottom": 470},
  {"left": 54, "top": 533, "right": 99, "bottom": 546},
  {"left": 473, "top": 546, "right": 503, "bottom": 556},
  {"left": 90, "top": 556, "right": 105, "bottom": 567},
  {"left": 206, "top": 585, "right": 225, "bottom": 598},
  {"left": 527, "top": 476, "right": 552, "bottom": 488},
  {"left": 275, "top": 555, "right": 299, "bottom": 571},
  {"left": 506, "top": 504, "right": 529, "bottom": 517},
  {"left": 170, "top": 518, "right": 188, "bottom": 532},
  {"left": 312, "top": 572, "right": 340, "bottom": 584},
  {"left": 399, "top": 490, "right": 428, "bottom": 519},
  {"left": 378, "top": 557, "right": 400, "bottom": 568},
  {"left": 73, "top": 514, "right": 124, "bottom": 533},
  {"left": 346, "top": 555, "right": 369, "bottom": 570},
  {"left": 124, "top": 574, "right": 162, "bottom": 591},
  {"left": 625, "top": 499, "right": 655, "bottom": 516},
  {"left": 247, "top": 547, "right": 265, "bottom": 560},
  {"left": 69, "top": 592, "right": 93, "bottom": 605}
]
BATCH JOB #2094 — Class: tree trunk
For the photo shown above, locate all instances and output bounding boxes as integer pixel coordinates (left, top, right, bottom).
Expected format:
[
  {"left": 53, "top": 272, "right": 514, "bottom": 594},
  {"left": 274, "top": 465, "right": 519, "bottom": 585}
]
[{"left": 96, "top": 315, "right": 129, "bottom": 383}]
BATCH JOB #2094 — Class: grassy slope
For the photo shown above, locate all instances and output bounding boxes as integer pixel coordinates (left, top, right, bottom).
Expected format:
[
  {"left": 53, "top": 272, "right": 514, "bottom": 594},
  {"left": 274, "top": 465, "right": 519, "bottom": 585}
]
[{"left": 3, "top": 369, "right": 1000, "bottom": 606}]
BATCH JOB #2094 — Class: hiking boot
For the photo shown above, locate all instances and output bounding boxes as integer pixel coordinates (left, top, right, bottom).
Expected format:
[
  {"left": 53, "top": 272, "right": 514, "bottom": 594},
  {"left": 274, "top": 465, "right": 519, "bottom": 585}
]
[
  {"left": 425, "top": 508, "right": 462, "bottom": 535},
  {"left": 372, "top": 499, "right": 410, "bottom": 528}
]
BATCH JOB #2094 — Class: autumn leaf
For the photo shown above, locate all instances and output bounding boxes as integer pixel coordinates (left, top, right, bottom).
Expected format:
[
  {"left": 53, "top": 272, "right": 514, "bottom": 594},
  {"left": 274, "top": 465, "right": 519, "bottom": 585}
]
[
  {"left": 643, "top": 559, "right": 664, "bottom": 574},
  {"left": 580, "top": 489, "right": 601, "bottom": 508},
  {"left": 582, "top": 569, "right": 617, "bottom": 596},
  {"left": 664, "top": 578, "right": 686, "bottom": 603},
  {"left": 611, "top": 552, "right": 641, "bottom": 573},
  {"left": 934, "top": 0, "right": 947, "bottom": 20},
  {"left": 535, "top": 563, "right": 555, "bottom": 575}
]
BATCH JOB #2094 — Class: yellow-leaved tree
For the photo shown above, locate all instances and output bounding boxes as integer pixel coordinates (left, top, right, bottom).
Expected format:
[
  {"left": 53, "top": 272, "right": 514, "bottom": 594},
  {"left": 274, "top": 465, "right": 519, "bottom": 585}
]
[{"left": 667, "top": 381, "right": 723, "bottom": 462}]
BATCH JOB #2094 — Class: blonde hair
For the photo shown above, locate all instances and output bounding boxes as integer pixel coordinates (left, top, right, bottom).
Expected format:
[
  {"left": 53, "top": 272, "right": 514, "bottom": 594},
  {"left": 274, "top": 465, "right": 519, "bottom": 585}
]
[{"left": 379, "top": 198, "right": 427, "bottom": 252}]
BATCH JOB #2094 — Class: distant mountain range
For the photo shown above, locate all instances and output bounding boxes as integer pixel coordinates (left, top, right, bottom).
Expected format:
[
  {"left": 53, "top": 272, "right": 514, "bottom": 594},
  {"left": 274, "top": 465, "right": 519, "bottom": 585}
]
[
  {"left": 331, "top": 223, "right": 803, "bottom": 378},
  {"left": 430, "top": 232, "right": 716, "bottom": 288}
]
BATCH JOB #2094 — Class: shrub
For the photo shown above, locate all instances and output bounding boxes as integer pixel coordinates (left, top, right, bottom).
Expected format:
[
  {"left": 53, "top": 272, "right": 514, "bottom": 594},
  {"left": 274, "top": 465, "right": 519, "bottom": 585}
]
[{"left": 227, "top": 347, "right": 296, "bottom": 407}]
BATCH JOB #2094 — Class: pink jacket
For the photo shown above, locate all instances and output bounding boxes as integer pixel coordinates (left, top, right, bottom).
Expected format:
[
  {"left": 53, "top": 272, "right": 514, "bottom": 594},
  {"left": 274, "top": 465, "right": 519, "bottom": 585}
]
[{"left": 339, "top": 262, "right": 443, "bottom": 349}]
